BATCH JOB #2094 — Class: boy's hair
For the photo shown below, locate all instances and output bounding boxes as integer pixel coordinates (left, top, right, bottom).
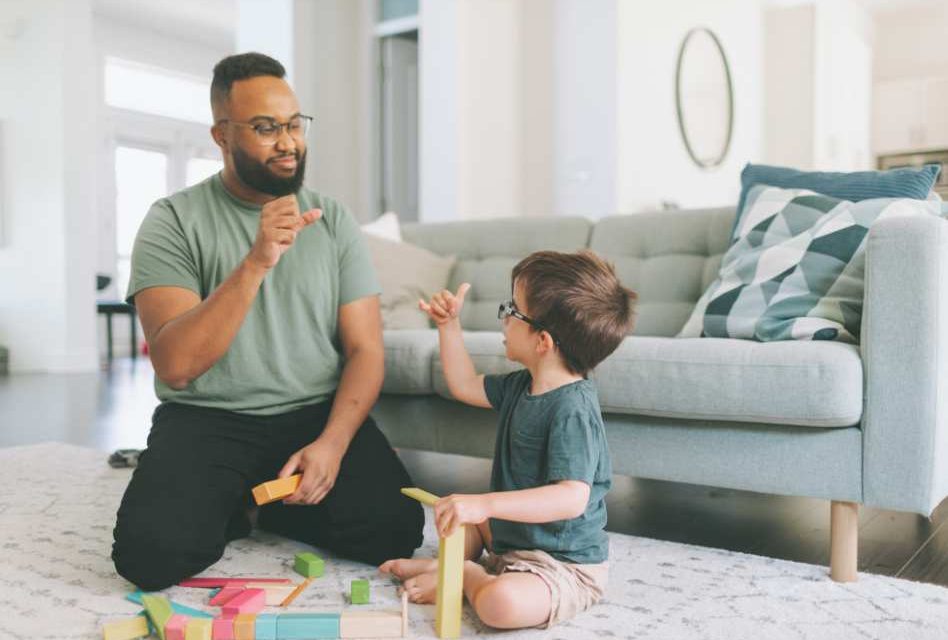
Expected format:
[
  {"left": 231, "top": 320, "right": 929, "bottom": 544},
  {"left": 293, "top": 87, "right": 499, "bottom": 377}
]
[
  {"left": 512, "top": 250, "right": 637, "bottom": 376},
  {"left": 211, "top": 52, "right": 286, "bottom": 118}
]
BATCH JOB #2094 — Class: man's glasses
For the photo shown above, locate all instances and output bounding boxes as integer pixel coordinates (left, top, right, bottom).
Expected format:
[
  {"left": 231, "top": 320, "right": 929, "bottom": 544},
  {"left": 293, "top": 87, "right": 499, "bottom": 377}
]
[
  {"left": 217, "top": 115, "right": 313, "bottom": 146},
  {"left": 497, "top": 300, "right": 560, "bottom": 346}
]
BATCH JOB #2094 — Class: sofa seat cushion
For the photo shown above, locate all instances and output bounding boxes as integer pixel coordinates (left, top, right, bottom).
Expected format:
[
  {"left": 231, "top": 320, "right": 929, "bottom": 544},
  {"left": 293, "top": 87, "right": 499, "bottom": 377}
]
[
  {"left": 592, "top": 337, "right": 863, "bottom": 427},
  {"left": 382, "top": 330, "right": 441, "bottom": 394},
  {"left": 432, "top": 332, "right": 522, "bottom": 399}
]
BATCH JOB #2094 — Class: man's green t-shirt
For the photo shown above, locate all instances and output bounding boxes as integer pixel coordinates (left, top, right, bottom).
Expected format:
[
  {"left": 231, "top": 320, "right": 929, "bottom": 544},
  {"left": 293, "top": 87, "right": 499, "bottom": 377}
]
[
  {"left": 127, "top": 173, "right": 380, "bottom": 415},
  {"left": 484, "top": 369, "right": 612, "bottom": 564}
]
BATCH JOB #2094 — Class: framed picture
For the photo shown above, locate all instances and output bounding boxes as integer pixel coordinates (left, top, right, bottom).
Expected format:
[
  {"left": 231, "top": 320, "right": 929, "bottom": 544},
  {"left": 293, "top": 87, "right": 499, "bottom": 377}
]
[{"left": 877, "top": 148, "right": 948, "bottom": 199}]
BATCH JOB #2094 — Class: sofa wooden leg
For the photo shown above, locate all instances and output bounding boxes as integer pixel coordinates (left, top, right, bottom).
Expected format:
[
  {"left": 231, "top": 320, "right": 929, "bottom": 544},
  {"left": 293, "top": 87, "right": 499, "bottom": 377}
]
[{"left": 830, "top": 500, "right": 858, "bottom": 582}]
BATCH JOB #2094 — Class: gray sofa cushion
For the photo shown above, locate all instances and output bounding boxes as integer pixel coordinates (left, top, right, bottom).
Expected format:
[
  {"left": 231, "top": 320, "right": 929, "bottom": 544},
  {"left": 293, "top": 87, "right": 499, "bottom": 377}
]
[
  {"left": 402, "top": 217, "right": 592, "bottom": 331},
  {"left": 590, "top": 208, "right": 735, "bottom": 337},
  {"left": 592, "top": 337, "right": 863, "bottom": 427},
  {"left": 425, "top": 330, "right": 862, "bottom": 427},
  {"left": 431, "top": 331, "right": 522, "bottom": 399},
  {"left": 382, "top": 330, "right": 441, "bottom": 395}
]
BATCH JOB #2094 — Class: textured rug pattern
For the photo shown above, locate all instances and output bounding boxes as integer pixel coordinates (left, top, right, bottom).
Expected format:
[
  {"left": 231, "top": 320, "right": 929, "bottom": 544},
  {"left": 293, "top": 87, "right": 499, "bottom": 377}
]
[{"left": 1, "top": 443, "right": 947, "bottom": 639}]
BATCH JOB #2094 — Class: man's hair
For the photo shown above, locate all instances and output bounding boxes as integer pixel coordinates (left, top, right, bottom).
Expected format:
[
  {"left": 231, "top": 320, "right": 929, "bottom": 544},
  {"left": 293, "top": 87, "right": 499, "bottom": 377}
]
[
  {"left": 511, "top": 250, "right": 637, "bottom": 376},
  {"left": 211, "top": 52, "right": 286, "bottom": 118}
]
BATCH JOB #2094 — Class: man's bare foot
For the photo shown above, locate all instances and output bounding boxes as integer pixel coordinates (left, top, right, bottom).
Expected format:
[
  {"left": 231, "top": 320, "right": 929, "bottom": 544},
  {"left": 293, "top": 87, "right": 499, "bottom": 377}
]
[
  {"left": 378, "top": 557, "right": 438, "bottom": 581},
  {"left": 403, "top": 571, "right": 438, "bottom": 604}
]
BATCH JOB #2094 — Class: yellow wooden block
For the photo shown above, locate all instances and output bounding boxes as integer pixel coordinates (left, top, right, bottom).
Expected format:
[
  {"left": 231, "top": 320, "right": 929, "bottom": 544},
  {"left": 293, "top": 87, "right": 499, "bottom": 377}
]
[
  {"left": 252, "top": 474, "right": 301, "bottom": 505},
  {"left": 102, "top": 615, "right": 150, "bottom": 640},
  {"left": 184, "top": 618, "right": 212, "bottom": 640},
  {"left": 400, "top": 487, "right": 439, "bottom": 507},
  {"left": 339, "top": 611, "right": 403, "bottom": 638},
  {"left": 233, "top": 613, "right": 257, "bottom": 640},
  {"left": 435, "top": 526, "right": 464, "bottom": 639}
]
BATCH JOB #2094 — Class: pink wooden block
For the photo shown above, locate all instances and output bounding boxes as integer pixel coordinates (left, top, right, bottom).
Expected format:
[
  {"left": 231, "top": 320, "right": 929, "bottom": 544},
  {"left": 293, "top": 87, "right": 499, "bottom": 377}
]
[
  {"left": 221, "top": 588, "right": 265, "bottom": 615},
  {"left": 212, "top": 616, "right": 235, "bottom": 640},
  {"left": 209, "top": 587, "right": 243, "bottom": 606},
  {"left": 180, "top": 578, "right": 292, "bottom": 588},
  {"left": 165, "top": 614, "right": 190, "bottom": 640}
]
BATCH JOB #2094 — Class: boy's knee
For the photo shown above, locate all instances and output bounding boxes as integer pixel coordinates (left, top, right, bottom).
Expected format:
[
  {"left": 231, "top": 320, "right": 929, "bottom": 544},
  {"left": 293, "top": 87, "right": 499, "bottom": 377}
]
[{"left": 473, "top": 580, "right": 522, "bottom": 629}]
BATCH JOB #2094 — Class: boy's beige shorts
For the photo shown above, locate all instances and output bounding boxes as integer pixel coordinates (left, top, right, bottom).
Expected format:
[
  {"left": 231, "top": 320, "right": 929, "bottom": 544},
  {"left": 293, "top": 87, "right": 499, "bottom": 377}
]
[{"left": 483, "top": 548, "right": 609, "bottom": 628}]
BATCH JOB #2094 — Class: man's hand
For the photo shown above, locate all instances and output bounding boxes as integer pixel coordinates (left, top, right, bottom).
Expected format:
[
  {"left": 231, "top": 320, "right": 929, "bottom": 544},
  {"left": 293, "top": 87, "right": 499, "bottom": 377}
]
[
  {"left": 434, "top": 493, "right": 491, "bottom": 538},
  {"left": 419, "top": 283, "right": 470, "bottom": 327},
  {"left": 278, "top": 436, "right": 347, "bottom": 505},
  {"left": 247, "top": 194, "right": 322, "bottom": 270}
]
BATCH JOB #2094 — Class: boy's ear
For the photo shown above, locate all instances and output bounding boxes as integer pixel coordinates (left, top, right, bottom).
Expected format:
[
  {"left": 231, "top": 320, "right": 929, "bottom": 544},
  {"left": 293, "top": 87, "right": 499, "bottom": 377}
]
[{"left": 536, "top": 330, "right": 556, "bottom": 354}]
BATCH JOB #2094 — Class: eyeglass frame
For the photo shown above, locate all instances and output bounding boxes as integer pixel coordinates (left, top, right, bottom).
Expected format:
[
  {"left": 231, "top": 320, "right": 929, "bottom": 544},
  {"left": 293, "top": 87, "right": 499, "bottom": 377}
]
[
  {"left": 497, "top": 299, "right": 561, "bottom": 346},
  {"left": 216, "top": 114, "right": 314, "bottom": 146}
]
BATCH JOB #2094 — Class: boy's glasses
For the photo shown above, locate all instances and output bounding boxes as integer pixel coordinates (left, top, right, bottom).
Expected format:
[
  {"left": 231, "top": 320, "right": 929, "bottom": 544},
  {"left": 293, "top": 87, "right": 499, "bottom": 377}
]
[{"left": 497, "top": 300, "right": 561, "bottom": 346}]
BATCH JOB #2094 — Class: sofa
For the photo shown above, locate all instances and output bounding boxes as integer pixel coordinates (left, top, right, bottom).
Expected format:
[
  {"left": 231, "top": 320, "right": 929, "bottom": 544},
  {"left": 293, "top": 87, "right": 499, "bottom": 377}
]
[{"left": 370, "top": 206, "right": 948, "bottom": 582}]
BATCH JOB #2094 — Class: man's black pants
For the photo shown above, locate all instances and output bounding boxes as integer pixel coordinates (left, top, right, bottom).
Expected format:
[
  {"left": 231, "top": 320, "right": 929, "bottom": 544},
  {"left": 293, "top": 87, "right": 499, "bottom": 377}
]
[{"left": 111, "top": 399, "right": 424, "bottom": 591}]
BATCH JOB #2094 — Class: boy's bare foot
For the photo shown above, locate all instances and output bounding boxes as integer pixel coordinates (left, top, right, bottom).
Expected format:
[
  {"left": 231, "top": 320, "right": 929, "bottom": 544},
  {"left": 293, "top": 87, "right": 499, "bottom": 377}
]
[
  {"left": 378, "top": 557, "right": 438, "bottom": 581},
  {"left": 403, "top": 571, "right": 438, "bottom": 604}
]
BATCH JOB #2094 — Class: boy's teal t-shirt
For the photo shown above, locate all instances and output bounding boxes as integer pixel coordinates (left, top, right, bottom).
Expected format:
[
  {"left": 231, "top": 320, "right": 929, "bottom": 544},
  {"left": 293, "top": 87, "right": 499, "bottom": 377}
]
[
  {"left": 126, "top": 173, "right": 380, "bottom": 416},
  {"left": 484, "top": 369, "right": 612, "bottom": 564}
]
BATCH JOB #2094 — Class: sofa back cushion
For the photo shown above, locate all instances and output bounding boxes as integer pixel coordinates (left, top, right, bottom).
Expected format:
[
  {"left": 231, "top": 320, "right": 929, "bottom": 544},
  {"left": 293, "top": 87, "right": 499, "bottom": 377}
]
[
  {"left": 402, "top": 217, "right": 593, "bottom": 331},
  {"left": 589, "top": 207, "right": 736, "bottom": 336}
]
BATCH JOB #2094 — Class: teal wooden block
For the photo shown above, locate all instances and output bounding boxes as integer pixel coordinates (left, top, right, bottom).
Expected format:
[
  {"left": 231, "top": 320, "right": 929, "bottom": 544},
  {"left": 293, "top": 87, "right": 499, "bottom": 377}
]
[
  {"left": 255, "top": 613, "right": 278, "bottom": 640},
  {"left": 349, "top": 579, "right": 369, "bottom": 605},
  {"left": 294, "top": 552, "right": 325, "bottom": 578},
  {"left": 127, "top": 591, "right": 213, "bottom": 618},
  {"left": 277, "top": 613, "right": 340, "bottom": 639}
]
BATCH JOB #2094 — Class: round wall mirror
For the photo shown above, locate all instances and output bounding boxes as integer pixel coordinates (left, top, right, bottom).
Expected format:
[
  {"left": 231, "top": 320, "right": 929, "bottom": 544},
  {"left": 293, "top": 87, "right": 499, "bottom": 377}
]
[{"left": 675, "top": 27, "right": 734, "bottom": 169}]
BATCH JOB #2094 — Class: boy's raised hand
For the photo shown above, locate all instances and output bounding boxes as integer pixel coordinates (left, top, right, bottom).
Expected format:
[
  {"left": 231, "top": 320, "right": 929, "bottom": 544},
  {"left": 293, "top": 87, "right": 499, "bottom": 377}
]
[{"left": 419, "top": 282, "right": 471, "bottom": 326}]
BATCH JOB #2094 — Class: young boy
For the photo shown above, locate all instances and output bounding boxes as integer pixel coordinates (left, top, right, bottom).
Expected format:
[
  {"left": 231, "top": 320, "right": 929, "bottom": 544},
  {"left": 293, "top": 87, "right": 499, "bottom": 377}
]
[{"left": 379, "top": 250, "right": 637, "bottom": 629}]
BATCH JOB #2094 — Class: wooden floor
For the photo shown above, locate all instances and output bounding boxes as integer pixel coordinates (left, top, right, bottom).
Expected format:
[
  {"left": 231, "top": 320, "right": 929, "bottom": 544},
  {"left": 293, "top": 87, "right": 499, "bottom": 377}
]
[{"left": 1, "top": 357, "right": 946, "bottom": 587}]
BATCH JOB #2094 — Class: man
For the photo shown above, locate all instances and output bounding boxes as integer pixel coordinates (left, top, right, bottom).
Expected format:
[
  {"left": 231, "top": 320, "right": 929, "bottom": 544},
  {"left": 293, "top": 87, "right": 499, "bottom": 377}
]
[{"left": 111, "top": 52, "right": 423, "bottom": 591}]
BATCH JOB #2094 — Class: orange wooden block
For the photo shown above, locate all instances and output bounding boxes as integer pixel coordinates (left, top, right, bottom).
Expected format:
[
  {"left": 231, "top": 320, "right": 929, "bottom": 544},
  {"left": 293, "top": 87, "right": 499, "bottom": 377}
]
[
  {"left": 233, "top": 614, "right": 256, "bottom": 640},
  {"left": 251, "top": 475, "right": 301, "bottom": 505}
]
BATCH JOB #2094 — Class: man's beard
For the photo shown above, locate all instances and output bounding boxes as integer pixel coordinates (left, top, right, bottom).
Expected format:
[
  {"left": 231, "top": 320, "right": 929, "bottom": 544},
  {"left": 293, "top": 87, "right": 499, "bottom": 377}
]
[{"left": 232, "top": 145, "right": 306, "bottom": 197}]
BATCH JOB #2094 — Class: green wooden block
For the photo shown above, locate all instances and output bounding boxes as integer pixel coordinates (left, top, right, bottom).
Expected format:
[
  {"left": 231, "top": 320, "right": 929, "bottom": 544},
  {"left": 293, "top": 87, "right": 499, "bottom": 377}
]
[
  {"left": 294, "top": 551, "right": 324, "bottom": 578},
  {"left": 140, "top": 594, "right": 173, "bottom": 640},
  {"left": 277, "top": 613, "right": 339, "bottom": 639},
  {"left": 350, "top": 578, "right": 369, "bottom": 604}
]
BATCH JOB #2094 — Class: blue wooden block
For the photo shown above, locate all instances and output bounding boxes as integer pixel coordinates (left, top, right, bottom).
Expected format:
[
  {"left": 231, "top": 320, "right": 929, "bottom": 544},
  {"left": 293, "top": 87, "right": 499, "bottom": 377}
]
[
  {"left": 277, "top": 613, "right": 340, "bottom": 639},
  {"left": 256, "top": 613, "right": 278, "bottom": 640}
]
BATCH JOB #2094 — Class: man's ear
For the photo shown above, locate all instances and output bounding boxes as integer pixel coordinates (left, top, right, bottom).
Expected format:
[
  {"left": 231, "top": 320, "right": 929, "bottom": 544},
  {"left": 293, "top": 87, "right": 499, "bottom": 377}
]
[{"left": 211, "top": 124, "right": 228, "bottom": 152}]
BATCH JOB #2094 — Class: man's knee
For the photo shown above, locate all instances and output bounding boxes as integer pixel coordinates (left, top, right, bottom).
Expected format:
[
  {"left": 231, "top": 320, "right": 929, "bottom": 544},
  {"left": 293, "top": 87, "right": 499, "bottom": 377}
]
[
  {"left": 112, "top": 516, "right": 224, "bottom": 591},
  {"left": 339, "top": 498, "right": 425, "bottom": 565}
]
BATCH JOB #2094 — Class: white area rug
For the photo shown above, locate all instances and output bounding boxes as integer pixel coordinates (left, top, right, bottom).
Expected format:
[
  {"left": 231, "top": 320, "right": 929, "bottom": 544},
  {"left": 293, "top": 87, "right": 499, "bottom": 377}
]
[{"left": 1, "top": 443, "right": 947, "bottom": 640}]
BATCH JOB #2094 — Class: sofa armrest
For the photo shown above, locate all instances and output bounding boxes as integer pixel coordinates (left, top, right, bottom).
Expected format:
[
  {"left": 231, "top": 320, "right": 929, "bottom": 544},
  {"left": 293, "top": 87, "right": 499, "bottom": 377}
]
[{"left": 862, "top": 213, "right": 948, "bottom": 514}]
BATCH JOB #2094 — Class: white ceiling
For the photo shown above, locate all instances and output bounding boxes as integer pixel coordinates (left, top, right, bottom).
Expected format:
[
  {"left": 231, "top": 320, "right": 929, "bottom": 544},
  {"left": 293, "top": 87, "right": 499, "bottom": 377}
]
[{"left": 93, "top": 0, "right": 236, "bottom": 49}]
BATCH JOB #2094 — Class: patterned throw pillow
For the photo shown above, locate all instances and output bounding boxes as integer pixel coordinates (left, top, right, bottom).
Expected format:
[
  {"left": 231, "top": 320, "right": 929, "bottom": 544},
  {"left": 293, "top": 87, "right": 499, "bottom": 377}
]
[{"left": 678, "top": 185, "right": 940, "bottom": 342}]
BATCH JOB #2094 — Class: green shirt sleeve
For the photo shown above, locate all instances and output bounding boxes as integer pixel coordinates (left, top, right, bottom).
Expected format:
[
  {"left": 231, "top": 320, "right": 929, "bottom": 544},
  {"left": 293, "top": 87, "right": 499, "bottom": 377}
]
[
  {"left": 329, "top": 201, "right": 381, "bottom": 306},
  {"left": 484, "top": 369, "right": 530, "bottom": 410},
  {"left": 126, "top": 199, "right": 201, "bottom": 304},
  {"left": 546, "top": 407, "right": 601, "bottom": 485}
]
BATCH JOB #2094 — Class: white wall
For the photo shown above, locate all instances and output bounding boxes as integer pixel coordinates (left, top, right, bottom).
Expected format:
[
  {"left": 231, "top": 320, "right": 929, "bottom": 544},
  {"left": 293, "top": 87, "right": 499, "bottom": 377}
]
[
  {"left": 616, "top": 0, "right": 763, "bottom": 212},
  {"left": 0, "top": 0, "right": 98, "bottom": 372},
  {"left": 237, "top": 0, "right": 294, "bottom": 84},
  {"left": 874, "top": 3, "right": 948, "bottom": 82}
]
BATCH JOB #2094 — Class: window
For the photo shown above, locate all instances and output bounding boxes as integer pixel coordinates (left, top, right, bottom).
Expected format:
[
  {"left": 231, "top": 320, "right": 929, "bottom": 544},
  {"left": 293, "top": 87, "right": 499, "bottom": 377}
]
[
  {"left": 114, "top": 146, "right": 169, "bottom": 297},
  {"left": 187, "top": 157, "right": 224, "bottom": 186},
  {"left": 105, "top": 57, "right": 212, "bottom": 125}
]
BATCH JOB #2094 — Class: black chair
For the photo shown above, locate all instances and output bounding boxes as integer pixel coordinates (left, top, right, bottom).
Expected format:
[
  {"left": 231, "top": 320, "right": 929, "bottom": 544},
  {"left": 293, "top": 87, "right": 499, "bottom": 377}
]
[{"left": 96, "top": 274, "right": 137, "bottom": 361}]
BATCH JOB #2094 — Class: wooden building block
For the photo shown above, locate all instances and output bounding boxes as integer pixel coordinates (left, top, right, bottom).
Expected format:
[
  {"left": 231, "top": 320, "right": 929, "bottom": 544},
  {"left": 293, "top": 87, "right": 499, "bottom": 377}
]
[
  {"left": 185, "top": 618, "right": 213, "bottom": 640},
  {"left": 401, "top": 590, "right": 408, "bottom": 637},
  {"left": 279, "top": 578, "right": 314, "bottom": 607},
  {"left": 165, "top": 614, "right": 190, "bottom": 640},
  {"left": 350, "top": 579, "right": 370, "bottom": 605},
  {"left": 181, "top": 578, "right": 292, "bottom": 589},
  {"left": 102, "top": 615, "right": 150, "bottom": 640},
  {"left": 276, "top": 613, "right": 340, "bottom": 639},
  {"left": 211, "top": 617, "right": 234, "bottom": 640},
  {"left": 233, "top": 613, "right": 256, "bottom": 640},
  {"left": 252, "top": 475, "right": 301, "bottom": 505},
  {"left": 129, "top": 591, "right": 213, "bottom": 618},
  {"left": 435, "top": 527, "right": 465, "bottom": 639},
  {"left": 339, "top": 611, "right": 402, "bottom": 638},
  {"left": 222, "top": 588, "right": 266, "bottom": 616},
  {"left": 399, "top": 487, "right": 439, "bottom": 507},
  {"left": 254, "top": 614, "right": 278, "bottom": 640},
  {"left": 210, "top": 587, "right": 243, "bottom": 606},
  {"left": 293, "top": 552, "right": 325, "bottom": 578},
  {"left": 252, "top": 584, "right": 296, "bottom": 606},
  {"left": 140, "top": 594, "right": 174, "bottom": 640}
]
